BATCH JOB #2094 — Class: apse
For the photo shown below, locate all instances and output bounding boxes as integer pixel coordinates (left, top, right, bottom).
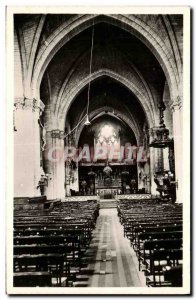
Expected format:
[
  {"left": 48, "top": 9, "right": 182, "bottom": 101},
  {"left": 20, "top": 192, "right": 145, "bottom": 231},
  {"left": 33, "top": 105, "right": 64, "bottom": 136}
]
[{"left": 78, "top": 114, "right": 137, "bottom": 158}]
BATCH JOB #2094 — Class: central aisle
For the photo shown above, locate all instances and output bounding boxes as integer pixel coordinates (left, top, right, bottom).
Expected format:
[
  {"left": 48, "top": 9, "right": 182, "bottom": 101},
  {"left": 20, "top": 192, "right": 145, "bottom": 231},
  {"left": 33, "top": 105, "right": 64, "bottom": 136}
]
[{"left": 84, "top": 208, "right": 146, "bottom": 287}]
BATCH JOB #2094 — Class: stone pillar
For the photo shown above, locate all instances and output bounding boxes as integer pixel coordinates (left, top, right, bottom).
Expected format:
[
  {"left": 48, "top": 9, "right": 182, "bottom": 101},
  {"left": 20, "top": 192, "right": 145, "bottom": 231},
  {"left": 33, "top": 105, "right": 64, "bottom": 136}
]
[
  {"left": 65, "top": 160, "right": 72, "bottom": 197},
  {"left": 149, "top": 129, "right": 164, "bottom": 195},
  {"left": 172, "top": 100, "right": 183, "bottom": 203},
  {"left": 69, "top": 162, "right": 79, "bottom": 192},
  {"left": 149, "top": 147, "right": 158, "bottom": 195},
  {"left": 137, "top": 163, "right": 144, "bottom": 191},
  {"left": 64, "top": 134, "right": 79, "bottom": 196},
  {"left": 44, "top": 130, "right": 65, "bottom": 200},
  {"left": 14, "top": 98, "right": 44, "bottom": 197},
  {"left": 144, "top": 159, "right": 151, "bottom": 193},
  {"left": 146, "top": 174, "right": 151, "bottom": 194}
]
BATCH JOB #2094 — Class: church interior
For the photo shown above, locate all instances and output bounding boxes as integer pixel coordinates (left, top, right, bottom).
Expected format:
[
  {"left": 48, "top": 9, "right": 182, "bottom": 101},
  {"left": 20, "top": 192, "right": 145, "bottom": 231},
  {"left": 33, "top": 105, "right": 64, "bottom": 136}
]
[{"left": 13, "top": 14, "right": 184, "bottom": 288}]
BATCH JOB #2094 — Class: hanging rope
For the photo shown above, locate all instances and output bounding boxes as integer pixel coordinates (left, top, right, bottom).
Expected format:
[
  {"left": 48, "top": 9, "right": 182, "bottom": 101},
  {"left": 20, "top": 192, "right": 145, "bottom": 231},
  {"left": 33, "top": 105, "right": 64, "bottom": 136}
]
[
  {"left": 64, "top": 22, "right": 94, "bottom": 139},
  {"left": 64, "top": 114, "right": 87, "bottom": 139},
  {"left": 87, "top": 21, "right": 94, "bottom": 116}
]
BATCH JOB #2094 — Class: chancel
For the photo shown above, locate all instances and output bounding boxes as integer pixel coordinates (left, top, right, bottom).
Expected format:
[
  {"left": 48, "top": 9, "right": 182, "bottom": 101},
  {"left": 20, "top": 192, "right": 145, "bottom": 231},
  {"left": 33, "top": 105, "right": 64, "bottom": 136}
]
[{"left": 13, "top": 12, "right": 185, "bottom": 289}]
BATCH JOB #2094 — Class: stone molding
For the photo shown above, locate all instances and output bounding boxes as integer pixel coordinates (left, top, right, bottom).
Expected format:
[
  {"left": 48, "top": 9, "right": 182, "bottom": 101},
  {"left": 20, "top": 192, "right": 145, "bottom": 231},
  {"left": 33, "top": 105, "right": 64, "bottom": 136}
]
[
  {"left": 14, "top": 97, "right": 45, "bottom": 115},
  {"left": 47, "top": 129, "right": 65, "bottom": 139}
]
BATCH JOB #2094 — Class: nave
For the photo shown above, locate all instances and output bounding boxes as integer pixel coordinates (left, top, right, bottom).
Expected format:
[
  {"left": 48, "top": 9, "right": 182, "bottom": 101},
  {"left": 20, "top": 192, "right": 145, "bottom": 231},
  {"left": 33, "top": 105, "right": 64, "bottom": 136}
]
[
  {"left": 86, "top": 208, "right": 145, "bottom": 287},
  {"left": 13, "top": 198, "right": 183, "bottom": 288},
  {"left": 11, "top": 11, "right": 188, "bottom": 293}
]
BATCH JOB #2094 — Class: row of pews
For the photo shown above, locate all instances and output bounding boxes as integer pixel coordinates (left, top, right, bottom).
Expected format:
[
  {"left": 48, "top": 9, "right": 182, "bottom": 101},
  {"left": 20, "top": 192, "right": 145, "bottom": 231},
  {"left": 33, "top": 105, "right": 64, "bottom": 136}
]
[
  {"left": 14, "top": 200, "right": 99, "bottom": 287},
  {"left": 117, "top": 199, "right": 183, "bottom": 287}
]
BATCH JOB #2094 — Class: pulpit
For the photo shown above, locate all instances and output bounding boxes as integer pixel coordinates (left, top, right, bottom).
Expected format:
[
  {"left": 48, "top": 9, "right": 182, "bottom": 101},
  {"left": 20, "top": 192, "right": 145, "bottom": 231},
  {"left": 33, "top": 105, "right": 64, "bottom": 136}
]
[{"left": 150, "top": 104, "right": 177, "bottom": 202}]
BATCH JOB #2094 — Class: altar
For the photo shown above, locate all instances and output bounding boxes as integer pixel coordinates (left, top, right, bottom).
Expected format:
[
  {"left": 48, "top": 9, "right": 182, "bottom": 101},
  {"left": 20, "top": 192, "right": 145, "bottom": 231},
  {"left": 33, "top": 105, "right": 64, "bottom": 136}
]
[
  {"left": 78, "top": 162, "right": 138, "bottom": 196},
  {"left": 95, "top": 177, "right": 122, "bottom": 198}
]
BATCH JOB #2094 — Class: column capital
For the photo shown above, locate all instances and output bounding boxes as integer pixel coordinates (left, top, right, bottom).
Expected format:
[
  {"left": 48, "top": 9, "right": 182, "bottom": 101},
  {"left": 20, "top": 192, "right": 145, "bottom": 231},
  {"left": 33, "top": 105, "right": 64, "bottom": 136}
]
[
  {"left": 14, "top": 97, "right": 45, "bottom": 115},
  {"left": 171, "top": 96, "right": 182, "bottom": 112},
  {"left": 47, "top": 129, "right": 64, "bottom": 139}
]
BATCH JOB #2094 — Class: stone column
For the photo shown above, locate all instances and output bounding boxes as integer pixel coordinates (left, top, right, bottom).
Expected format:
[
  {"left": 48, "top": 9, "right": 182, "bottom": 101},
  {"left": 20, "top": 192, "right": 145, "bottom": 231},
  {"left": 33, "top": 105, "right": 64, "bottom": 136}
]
[
  {"left": 14, "top": 98, "right": 44, "bottom": 197},
  {"left": 146, "top": 174, "right": 151, "bottom": 194},
  {"left": 64, "top": 134, "right": 79, "bottom": 196},
  {"left": 149, "top": 147, "right": 158, "bottom": 195},
  {"left": 69, "top": 162, "right": 79, "bottom": 192},
  {"left": 137, "top": 151, "right": 151, "bottom": 194},
  {"left": 149, "top": 129, "right": 163, "bottom": 195},
  {"left": 44, "top": 130, "right": 65, "bottom": 200},
  {"left": 172, "top": 99, "right": 183, "bottom": 203},
  {"left": 137, "top": 163, "right": 143, "bottom": 191},
  {"left": 65, "top": 164, "right": 71, "bottom": 197},
  {"left": 137, "top": 137, "right": 145, "bottom": 193},
  {"left": 144, "top": 158, "right": 151, "bottom": 194}
]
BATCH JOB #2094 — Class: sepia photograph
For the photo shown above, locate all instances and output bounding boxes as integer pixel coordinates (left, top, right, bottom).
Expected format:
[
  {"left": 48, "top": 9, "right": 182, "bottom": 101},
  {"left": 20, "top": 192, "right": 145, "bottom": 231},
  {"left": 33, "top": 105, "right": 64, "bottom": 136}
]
[{"left": 6, "top": 6, "right": 190, "bottom": 295}]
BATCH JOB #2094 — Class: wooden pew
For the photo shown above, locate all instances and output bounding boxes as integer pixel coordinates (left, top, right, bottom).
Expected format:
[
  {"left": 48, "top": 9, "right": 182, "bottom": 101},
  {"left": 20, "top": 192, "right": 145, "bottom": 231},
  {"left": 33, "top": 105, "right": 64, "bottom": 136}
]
[
  {"left": 13, "top": 199, "right": 99, "bottom": 287},
  {"left": 125, "top": 220, "right": 182, "bottom": 238},
  {"left": 139, "top": 239, "right": 182, "bottom": 271},
  {"left": 163, "top": 265, "right": 183, "bottom": 287},
  {"left": 118, "top": 200, "right": 183, "bottom": 288},
  {"left": 132, "top": 225, "right": 183, "bottom": 248},
  {"left": 145, "top": 249, "right": 183, "bottom": 287},
  {"left": 14, "top": 253, "right": 66, "bottom": 286},
  {"left": 14, "top": 271, "right": 51, "bottom": 287}
]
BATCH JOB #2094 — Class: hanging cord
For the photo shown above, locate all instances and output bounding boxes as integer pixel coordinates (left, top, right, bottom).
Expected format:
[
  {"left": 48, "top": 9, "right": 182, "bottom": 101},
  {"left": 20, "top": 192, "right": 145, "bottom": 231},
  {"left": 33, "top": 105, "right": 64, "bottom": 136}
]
[
  {"left": 64, "top": 114, "right": 87, "bottom": 139},
  {"left": 87, "top": 22, "right": 94, "bottom": 116},
  {"left": 64, "top": 23, "right": 94, "bottom": 139}
]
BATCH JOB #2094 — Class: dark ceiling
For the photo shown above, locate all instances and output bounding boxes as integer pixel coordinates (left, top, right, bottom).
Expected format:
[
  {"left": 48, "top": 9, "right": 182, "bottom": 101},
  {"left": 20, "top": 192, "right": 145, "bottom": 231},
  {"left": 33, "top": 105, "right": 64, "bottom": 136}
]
[
  {"left": 41, "top": 22, "right": 165, "bottom": 104},
  {"left": 68, "top": 76, "right": 146, "bottom": 130},
  {"left": 40, "top": 21, "right": 166, "bottom": 134}
]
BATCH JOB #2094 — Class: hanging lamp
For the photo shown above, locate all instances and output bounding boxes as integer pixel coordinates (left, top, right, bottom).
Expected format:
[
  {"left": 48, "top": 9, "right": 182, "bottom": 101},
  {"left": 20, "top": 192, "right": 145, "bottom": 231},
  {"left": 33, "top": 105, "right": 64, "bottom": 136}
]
[{"left": 84, "top": 115, "right": 91, "bottom": 126}]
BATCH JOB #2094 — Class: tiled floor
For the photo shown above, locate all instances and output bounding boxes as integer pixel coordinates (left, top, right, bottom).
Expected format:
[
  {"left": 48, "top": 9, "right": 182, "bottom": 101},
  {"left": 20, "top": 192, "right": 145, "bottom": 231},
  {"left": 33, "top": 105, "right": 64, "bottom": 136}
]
[{"left": 85, "top": 208, "right": 146, "bottom": 287}]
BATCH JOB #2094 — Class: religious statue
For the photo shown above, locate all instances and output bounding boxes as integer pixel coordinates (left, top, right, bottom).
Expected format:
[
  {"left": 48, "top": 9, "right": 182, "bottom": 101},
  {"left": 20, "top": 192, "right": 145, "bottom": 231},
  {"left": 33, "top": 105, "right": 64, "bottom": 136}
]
[
  {"left": 80, "top": 178, "right": 87, "bottom": 195},
  {"left": 36, "top": 174, "right": 50, "bottom": 195},
  {"left": 88, "top": 168, "right": 96, "bottom": 178},
  {"left": 103, "top": 162, "right": 112, "bottom": 187},
  {"left": 130, "top": 177, "right": 137, "bottom": 194},
  {"left": 103, "top": 162, "right": 112, "bottom": 177}
]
